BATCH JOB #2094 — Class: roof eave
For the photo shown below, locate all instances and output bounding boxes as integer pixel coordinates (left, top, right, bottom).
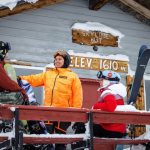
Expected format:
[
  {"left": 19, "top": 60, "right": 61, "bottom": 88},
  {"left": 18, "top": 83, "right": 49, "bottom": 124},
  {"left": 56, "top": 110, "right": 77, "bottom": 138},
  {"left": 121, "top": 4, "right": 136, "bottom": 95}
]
[{"left": 0, "top": 0, "right": 65, "bottom": 18}]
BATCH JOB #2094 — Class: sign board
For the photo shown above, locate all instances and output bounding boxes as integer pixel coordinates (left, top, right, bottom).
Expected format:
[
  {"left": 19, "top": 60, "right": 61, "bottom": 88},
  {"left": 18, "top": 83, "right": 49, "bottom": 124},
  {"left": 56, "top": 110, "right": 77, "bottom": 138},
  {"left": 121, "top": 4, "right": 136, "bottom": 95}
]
[
  {"left": 72, "top": 29, "right": 118, "bottom": 47},
  {"left": 70, "top": 55, "right": 128, "bottom": 73}
]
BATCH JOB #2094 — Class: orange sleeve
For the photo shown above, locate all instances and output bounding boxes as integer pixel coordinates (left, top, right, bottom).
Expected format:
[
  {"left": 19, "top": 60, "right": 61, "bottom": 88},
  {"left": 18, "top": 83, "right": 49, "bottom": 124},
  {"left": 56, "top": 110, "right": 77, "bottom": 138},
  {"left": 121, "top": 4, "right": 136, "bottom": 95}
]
[
  {"left": 20, "top": 72, "right": 45, "bottom": 87},
  {"left": 72, "top": 75, "right": 83, "bottom": 108}
]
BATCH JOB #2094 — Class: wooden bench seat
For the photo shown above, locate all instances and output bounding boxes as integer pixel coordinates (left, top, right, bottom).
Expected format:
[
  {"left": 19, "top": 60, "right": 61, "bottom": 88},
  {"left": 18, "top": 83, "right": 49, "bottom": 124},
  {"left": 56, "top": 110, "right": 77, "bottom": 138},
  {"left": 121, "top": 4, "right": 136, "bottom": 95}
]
[
  {"left": 23, "top": 135, "right": 85, "bottom": 144},
  {"left": 16, "top": 105, "right": 90, "bottom": 148},
  {"left": 1, "top": 104, "right": 150, "bottom": 150}
]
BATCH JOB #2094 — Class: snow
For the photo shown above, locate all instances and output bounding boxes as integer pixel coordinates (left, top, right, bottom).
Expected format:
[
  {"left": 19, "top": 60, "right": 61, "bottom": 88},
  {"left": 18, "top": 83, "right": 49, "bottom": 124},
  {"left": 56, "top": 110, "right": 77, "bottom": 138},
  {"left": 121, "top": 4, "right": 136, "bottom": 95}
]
[
  {"left": 115, "top": 105, "right": 140, "bottom": 112},
  {"left": 71, "top": 22, "right": 124, "bottom": 39},
  {"left": 24, "top": 133, "right": 87, "bottom": 139},
  {"left": 68, "top": 50, "right": 129, "bottom": 61},
  {"left": 13, "top": 64, "right": 44, "bottom": 70},
  {"left": 10, "top": 107, "right": 16, "bottom": 112},
  {"left": 0, "top": 131, "right": 14, "bottom": 139},
  {"left": 0, "top": 0, "right": 39, "bottom": 10}
]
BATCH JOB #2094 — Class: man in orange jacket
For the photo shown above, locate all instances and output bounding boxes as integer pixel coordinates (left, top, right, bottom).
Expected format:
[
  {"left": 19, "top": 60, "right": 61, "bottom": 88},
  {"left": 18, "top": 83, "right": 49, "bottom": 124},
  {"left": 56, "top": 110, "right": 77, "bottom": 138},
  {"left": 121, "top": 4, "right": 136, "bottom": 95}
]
[
  {"left": 21, "top": 50, "right": 83, "bottom": 108},
  {"left": 20, "top": 50, "right": 83, "bottom": 150}
]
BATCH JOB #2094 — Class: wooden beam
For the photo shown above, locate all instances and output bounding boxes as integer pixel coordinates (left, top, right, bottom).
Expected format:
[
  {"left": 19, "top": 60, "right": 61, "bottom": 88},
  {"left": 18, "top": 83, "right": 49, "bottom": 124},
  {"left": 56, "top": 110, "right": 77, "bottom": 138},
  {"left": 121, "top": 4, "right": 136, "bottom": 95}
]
[
  {"left": 0, "top": 105, "right": 14, "bottom": 120},
  {"left": 119, "top": 0, "right": 150, "bottom": 19},
  {"left": 94, "top": 138, "right": 150, "bottom": 145},
  {"left": 5, "top": 60, "right": 31, "bottom": 66},
  {"left": 92, "top": 110, "right": 150, "bottom": 124},
  {"left": 0, "top": 137, "right": 8, "bottom": 142},
  {"left": 89, "top": 0, "right": 109, "bottom": 10},
  {"left": 16, "top": 105, "right": 89, "bottom": 123},
  {"left": 23, "top": 137, "right": 84, "bottom": 144},
  {"left": 0, "top": 0, "right": 66, "bottom": 18}
]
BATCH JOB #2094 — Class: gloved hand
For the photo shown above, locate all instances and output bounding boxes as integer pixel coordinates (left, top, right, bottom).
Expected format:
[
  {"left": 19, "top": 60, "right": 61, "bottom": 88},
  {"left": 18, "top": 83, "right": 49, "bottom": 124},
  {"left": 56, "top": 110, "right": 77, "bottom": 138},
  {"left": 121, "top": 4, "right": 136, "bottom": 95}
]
[
  {"left": 17, "top": 76, "right": 21, "bottom": 80},
  {"left": 21, "top": 89, "right": 29, "bottom": 105}
]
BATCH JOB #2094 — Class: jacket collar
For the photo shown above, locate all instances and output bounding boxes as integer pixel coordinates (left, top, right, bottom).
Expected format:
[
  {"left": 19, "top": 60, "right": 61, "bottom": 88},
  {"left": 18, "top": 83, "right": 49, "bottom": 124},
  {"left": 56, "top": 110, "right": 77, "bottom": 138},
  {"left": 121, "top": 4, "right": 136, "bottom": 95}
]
[{"left": 54, "top": 67, "right": 71, "bottom": 73}]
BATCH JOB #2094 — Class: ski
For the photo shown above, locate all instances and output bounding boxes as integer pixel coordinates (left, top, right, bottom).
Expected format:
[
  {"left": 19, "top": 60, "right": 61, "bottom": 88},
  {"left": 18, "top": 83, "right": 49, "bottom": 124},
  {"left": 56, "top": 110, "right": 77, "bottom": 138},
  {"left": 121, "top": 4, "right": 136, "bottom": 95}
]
[{"left": 128, "top": 45, "right": 150, "bottom": 104}]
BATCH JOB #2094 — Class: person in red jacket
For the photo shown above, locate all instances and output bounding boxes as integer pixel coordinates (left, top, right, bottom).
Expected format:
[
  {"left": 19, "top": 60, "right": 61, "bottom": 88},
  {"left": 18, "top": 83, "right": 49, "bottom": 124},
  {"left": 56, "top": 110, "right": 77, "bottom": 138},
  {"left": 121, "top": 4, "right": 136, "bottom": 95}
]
[
  {"left": 0, "top": 41, "right": 28, "bottom": 103},
  {"left": 93, "top": 70, "right": 126, "bottom": 138}
]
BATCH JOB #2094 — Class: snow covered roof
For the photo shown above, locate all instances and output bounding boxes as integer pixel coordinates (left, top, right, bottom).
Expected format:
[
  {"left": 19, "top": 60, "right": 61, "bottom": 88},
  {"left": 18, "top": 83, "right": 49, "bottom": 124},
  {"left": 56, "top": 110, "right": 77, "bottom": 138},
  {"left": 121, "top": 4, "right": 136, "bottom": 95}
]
[
  {"left": 0, "top": 0, "right": 38, "bottom": 10},
  {"left": 0, "top": 0, "right": 65, "bottom": 18}
]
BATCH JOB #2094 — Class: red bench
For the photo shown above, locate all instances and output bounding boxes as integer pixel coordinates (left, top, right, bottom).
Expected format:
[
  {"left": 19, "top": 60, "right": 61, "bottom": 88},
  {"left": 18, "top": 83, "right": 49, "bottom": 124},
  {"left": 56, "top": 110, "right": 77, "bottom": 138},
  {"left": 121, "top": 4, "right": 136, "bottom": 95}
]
[
  {"left": 1, "top": 104, "right": 150, "bottom": 150},
  {"left": 0, "top": 104, "right": 14, "bottom": 149},
  {"left": 0, "top": 104, "right": 90, "bottom": 149},
  {"left": 18, "top": 106, "right": 89, "bottom": 145}
]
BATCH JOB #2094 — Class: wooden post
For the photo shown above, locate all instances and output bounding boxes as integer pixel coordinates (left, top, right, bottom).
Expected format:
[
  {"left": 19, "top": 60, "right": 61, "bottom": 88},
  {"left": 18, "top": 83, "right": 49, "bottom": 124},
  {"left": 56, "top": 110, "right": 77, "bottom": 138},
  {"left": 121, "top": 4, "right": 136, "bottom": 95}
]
[
  {"left": 89, "top": 0, "right": 109, "bottom": 10},
  {"left": 0, "top": 0, "right": 65, "bottom": 18},
  {"left": 126, "top": 75, "right": 146, "bottom": 137}
]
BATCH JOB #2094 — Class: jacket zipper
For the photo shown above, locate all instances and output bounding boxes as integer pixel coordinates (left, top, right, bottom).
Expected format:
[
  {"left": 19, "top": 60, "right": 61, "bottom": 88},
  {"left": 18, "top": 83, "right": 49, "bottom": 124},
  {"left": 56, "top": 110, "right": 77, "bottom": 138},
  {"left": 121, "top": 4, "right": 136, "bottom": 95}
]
[
  {"left": 50, "top": 72, "right": 59, "bottom": 106},
  {"left": 68, "top": 98, "right": 70, "bottom": 107}
]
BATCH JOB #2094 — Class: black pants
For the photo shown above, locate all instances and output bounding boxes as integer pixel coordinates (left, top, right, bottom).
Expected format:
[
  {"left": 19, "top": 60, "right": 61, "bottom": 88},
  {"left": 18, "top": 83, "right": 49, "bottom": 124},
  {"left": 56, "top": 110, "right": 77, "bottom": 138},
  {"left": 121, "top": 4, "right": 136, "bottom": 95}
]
[
  {"left": 45, "top": 121, "right": 71, "bottom": 150},
  {"left": 71, "top": 122, "right": 86, "bottom": 150},
  {"left": 93, "top": 124, "right": 125, "bottom": 138}
]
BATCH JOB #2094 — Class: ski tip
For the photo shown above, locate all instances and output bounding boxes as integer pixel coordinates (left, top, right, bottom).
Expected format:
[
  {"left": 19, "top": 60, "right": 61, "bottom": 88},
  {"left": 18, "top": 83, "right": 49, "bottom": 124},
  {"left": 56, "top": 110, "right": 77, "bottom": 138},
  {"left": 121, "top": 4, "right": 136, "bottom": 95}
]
[
  {"left": 140, "top": 45, "right": 148, "bottom": 50},
  {"left": 138, "top": 45, "right": 148, "bottom": 58}
]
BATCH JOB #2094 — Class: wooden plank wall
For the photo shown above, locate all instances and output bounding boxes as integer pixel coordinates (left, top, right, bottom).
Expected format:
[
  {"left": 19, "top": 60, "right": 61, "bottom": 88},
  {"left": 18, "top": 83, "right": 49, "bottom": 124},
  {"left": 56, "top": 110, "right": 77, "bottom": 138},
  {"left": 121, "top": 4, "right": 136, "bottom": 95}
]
[{"left": 0, "top": 0, "right": 150, "bottom": 79}]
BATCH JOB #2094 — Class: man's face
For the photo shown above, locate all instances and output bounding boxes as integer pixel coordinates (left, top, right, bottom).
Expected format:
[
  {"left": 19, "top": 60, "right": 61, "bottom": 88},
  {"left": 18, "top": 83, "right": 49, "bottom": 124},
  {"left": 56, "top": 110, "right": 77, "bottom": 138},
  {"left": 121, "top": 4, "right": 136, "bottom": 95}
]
[
  {"left": 98, "top": 78, "right": 104, "bottom": 87},
  {"left": 98, "top": 78, "right": 110, "bottom": 88},
  {"left": 54, "top": 55, "right": 64, "bottom": 68}
]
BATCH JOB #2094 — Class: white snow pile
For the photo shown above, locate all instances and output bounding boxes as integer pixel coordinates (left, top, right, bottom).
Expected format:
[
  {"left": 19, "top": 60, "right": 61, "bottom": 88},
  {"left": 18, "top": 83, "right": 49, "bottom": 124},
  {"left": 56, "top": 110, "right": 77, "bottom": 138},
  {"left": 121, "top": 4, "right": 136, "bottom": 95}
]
[
  {"left": 68, "top": 50, "right": 129, "bottom": 61},
  {"left": 10, "top": 107, "right": 16, "bottom": 112},
  {"left": 115, "top": 104, "right": 150, "bottom": 113},
  {"left": 115, "top": 105, "right": 140, "bottom": 112},
  {"left": 136, "top": 131, "right": 150, "bottom": 140},
  {"left": 0, "top": 131, "right": 14, "bottom": 139},
  {"left": 24, "top": 133, "right": 87, "bottom": 139},
  {"left": 0, "top": 0, "right": 39, "bottom": 10}
]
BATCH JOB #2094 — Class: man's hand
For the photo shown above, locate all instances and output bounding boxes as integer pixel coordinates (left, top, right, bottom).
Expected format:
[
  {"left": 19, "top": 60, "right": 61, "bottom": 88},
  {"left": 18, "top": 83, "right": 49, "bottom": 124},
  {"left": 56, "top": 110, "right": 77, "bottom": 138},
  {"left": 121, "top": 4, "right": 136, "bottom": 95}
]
[{"left": 21, "top": 89, "right": 29, "bottom": 104}]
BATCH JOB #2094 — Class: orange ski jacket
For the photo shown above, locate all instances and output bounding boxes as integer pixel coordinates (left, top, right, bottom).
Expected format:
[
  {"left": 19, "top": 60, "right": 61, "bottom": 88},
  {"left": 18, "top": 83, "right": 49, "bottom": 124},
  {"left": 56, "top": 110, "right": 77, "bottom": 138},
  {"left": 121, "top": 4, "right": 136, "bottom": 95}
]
[{"left": 21, "top": 68, "right": 83, "bottom": 108}]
